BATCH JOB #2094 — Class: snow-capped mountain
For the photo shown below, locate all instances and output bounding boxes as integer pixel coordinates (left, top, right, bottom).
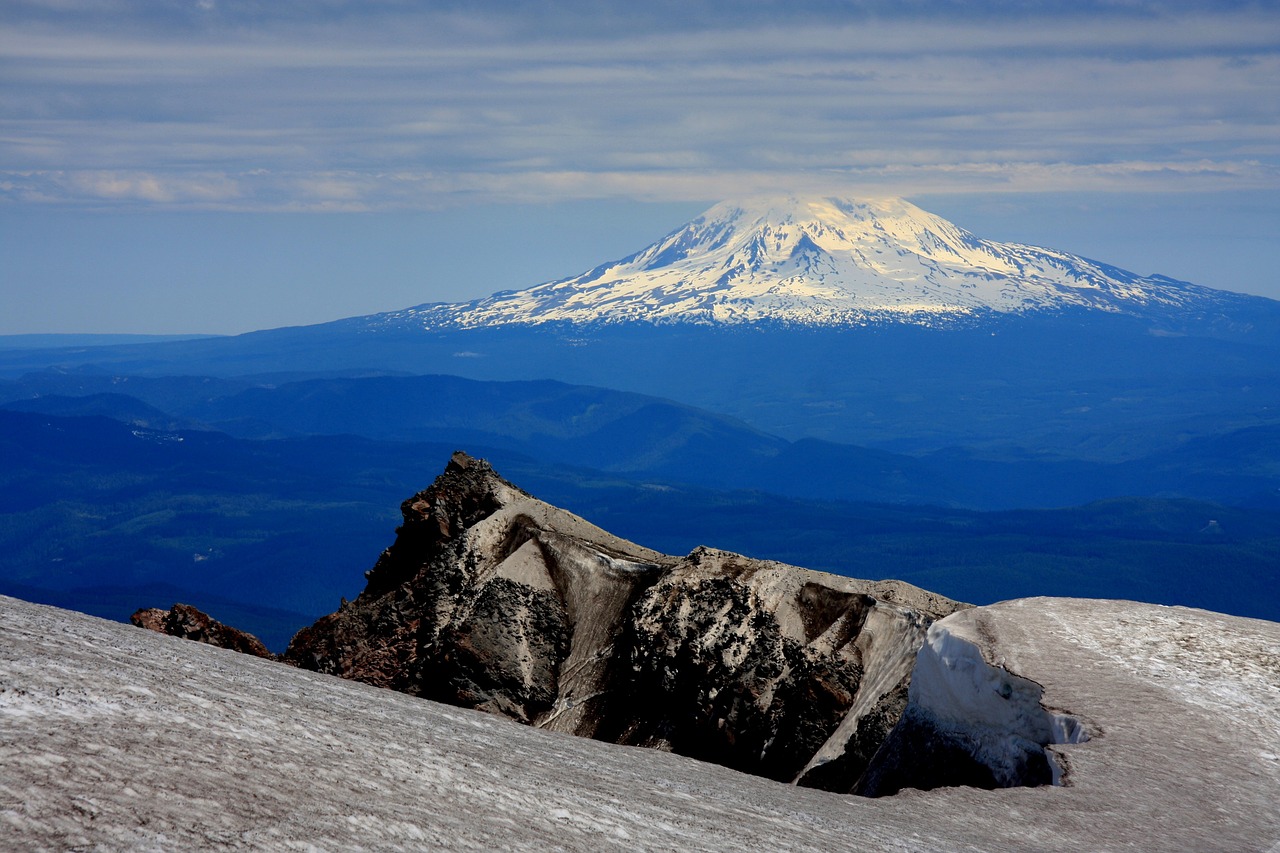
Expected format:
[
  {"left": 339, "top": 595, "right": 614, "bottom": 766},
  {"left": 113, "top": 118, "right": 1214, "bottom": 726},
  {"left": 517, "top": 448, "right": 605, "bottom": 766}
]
[{"left": 384, "top": 196, "right": 1244, "bottom": 329}]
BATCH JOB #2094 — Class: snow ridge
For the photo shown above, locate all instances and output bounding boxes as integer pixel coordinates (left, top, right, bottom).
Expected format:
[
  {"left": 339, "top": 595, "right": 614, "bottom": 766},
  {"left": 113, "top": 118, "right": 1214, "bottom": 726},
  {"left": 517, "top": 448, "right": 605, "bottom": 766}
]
[{"left": 383, "top": 196, "right": 1237, "bottom": 330}]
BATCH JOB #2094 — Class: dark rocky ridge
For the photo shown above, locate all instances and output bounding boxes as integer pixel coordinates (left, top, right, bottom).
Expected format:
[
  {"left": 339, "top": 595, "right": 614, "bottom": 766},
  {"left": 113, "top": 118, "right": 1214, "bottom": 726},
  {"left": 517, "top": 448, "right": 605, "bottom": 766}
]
[
  {"left": 277, "top": 450, "right": 969, "bottom": 792},
  {"left": 131, "top": 452, "right": 1092, "bottom": 796}
]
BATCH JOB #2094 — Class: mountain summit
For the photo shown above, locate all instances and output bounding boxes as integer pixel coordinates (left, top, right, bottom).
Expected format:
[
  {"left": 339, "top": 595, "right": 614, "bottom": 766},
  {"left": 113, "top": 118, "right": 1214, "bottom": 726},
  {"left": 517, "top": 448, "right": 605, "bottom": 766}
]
[{"left": 386, "top": 196, "right": 1246, "bottom": 329}]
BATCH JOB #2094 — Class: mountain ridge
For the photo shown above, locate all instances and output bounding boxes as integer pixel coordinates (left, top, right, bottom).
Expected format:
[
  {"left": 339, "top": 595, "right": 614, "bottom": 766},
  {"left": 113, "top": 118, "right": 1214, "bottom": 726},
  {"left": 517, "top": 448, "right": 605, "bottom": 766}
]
[
  {"left": 271, "top": 451, "right": 1004, "bottom": 795},
  {"left": 378, "top": 196, "right": 1270, "bottom": 330}
]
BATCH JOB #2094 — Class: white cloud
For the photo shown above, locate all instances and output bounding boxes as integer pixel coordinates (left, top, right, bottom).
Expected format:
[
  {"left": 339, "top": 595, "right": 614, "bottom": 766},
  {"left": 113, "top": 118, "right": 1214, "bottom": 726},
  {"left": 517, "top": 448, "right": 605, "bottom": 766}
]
[
  {"left": 1, "top": 5, "right": 1278, "bottom": 209},
  {"left": 5, "top": 156, "right": 1277, "bottom": 212},
  {"left": 4, "top": 170, "right": 243, "bottom": 205}
]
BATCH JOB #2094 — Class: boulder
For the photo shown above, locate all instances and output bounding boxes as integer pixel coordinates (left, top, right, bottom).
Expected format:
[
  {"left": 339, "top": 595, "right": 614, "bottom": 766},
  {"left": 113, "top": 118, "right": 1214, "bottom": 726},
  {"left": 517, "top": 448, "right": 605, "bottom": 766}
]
[{"left": 130, "top": 603, "right": 274, "bottom": 659}]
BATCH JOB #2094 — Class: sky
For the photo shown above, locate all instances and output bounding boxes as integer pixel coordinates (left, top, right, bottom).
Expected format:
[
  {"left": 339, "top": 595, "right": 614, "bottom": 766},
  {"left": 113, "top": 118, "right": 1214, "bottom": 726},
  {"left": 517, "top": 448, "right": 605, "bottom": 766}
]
[{"left": 2, "top": 0, "right": 1278, "bottom": 335}]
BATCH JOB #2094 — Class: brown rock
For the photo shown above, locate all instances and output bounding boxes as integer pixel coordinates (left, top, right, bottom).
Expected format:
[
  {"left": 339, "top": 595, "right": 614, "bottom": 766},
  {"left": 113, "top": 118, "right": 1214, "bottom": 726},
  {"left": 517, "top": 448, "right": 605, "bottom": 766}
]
[
  {"left": 130, "top": 604, "right": 274, "bottom": 659},
  {"left": 130, "top": 607, "right": 168, "bottom": 633},
  {"left": 282, "top": 451, "right": 672, "bottom": 708}
]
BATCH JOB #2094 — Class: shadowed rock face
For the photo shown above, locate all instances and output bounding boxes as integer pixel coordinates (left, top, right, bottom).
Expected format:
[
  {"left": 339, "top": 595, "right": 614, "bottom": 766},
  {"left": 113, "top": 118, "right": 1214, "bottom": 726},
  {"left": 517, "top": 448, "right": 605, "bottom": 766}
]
[
  {"left": 282, "top": 451, "right": 673, "bottom": 719},
  {"left": 280, "top": 451, "right": 968, "bottom": 793},
  {"left": 610, "top": 547, "right": 963, "bottom": 787},
  {"left": 130, "top": 603, "right": 274, "bottom": 659}
]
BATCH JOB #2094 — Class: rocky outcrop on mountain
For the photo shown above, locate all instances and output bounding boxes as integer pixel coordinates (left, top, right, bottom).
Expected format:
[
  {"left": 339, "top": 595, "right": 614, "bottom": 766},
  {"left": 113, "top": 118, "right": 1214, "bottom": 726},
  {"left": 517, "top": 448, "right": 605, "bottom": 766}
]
[
  {"left": 281, "top": 450, "right": 676, "bottom": 710},
  {"left": 280, "top": 451, "right": 969, "bottom": 792},
  {"left": 607, "top": 546, "right": 963, "bottom": 787},
  {"left": 130, "top": 603, "right": 273, "bottom": 659}
]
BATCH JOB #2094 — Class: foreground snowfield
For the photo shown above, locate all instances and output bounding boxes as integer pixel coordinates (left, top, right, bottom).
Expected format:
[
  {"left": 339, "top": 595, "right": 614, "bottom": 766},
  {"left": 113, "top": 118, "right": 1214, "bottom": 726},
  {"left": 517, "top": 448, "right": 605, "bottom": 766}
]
[{"left": 2, "top": 595, "right": 1278, "bottom": 851}]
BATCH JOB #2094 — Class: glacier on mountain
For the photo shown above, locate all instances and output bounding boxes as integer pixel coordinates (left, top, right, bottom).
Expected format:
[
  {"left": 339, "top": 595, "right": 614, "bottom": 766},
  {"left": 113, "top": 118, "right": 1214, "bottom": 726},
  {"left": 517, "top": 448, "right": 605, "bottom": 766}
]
[{"left": 384, "top": 196, "right": 1240, "bottom": 329}]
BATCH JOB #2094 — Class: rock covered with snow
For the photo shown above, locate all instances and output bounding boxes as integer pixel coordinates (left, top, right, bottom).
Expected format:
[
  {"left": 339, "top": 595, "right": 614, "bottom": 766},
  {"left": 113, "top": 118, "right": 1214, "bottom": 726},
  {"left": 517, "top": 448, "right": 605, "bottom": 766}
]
[
  {"left": 384, "top": 196, "right": 1254, "bottom": 329},
  {"left": 857, "top": 608, "right": 1090, "bottom": 795}
]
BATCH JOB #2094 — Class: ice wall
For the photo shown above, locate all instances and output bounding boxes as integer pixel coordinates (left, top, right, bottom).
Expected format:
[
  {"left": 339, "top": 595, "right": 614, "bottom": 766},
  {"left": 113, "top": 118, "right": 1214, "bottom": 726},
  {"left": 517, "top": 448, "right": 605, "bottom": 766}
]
[
  {"left": 910, "top": 620, "right": 1088, "bottom": 784},
  {"left": 857, "top": 616, "right": 1088, "bottom": 796}
]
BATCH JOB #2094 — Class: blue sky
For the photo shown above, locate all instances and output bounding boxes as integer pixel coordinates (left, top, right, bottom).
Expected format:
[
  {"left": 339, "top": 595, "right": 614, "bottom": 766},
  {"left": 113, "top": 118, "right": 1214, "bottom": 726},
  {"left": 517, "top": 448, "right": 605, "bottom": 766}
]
[{"left": 2, "top": 0, "right": 1278, "bottom": 334}]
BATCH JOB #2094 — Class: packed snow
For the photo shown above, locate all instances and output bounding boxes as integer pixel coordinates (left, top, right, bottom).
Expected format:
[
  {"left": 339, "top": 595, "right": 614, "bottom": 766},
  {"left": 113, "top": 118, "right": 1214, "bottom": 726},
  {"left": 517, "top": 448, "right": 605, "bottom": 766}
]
[{"left": 3, "top": 594, "right": 1279, "bottom": 850}]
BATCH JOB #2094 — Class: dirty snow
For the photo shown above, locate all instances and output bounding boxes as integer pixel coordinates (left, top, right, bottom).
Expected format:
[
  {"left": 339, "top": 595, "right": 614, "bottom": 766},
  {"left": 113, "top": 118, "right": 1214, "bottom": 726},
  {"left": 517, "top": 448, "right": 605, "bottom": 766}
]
[{"left": 2, "top": 595, "right": 1278, "bottom": 851}]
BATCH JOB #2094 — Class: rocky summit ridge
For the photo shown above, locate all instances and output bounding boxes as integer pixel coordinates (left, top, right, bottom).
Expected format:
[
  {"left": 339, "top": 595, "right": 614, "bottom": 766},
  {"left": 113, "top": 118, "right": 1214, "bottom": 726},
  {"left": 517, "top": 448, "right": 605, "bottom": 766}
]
[
  {"left": 384, "top": 196, "right": 1254, "bottom": 329},
  {"left": 137, "top": 451, "right": 1098, "bottom": 797}
]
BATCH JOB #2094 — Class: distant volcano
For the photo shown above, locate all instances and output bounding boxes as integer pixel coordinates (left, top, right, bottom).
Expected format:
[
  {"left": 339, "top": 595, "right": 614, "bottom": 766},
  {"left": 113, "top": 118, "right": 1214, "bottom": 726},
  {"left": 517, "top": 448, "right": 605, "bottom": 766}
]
[{"left": 381, "top": 196, "right": 1258, "bottom": 329}]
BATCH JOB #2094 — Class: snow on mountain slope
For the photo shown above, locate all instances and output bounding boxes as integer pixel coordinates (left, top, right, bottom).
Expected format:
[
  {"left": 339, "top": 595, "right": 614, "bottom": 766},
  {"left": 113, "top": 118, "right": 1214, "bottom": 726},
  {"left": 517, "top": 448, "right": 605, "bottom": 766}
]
[
  {"left": 385, "top": 196, "right": 1245, "bottom": 329},
  {"left": 4, "top": 594, "right": 1279, "bottom": 850}
]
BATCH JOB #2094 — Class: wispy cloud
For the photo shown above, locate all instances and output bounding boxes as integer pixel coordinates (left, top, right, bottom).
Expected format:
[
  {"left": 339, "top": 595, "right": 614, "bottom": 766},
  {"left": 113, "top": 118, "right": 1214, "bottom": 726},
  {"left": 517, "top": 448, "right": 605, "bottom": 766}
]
[{"left": 2, "top": 2, "right": 1277, "bottom": 209}]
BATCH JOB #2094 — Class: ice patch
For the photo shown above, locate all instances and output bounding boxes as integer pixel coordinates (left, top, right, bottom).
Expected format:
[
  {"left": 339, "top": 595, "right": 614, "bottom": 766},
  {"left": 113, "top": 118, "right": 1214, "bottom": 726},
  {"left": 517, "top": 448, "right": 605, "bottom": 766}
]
[{"left": 908, "top": 620, "right": 1088, "bottom": 787}]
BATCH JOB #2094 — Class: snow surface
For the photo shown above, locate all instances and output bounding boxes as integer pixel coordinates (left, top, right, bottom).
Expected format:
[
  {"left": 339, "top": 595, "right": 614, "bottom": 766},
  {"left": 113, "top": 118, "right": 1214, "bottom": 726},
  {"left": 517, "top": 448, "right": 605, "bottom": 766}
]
[
  {"left": 384, "top": 196, "right": 1236, "bottom": 329},
  {"left": 3, "top": 594, "right": 1279, "bottom": 851}
]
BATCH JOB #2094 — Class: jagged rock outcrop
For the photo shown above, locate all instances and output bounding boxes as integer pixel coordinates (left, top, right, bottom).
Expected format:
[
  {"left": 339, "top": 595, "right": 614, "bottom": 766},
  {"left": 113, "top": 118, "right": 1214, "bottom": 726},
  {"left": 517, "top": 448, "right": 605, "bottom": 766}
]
[
  {"left": 130, "top": 603, "right": 273, "bottom": 659},
  {"left": 282, "top": 451, "right": 674, "bottom": 716},
  {"left": 605, "top": 546, "right": 962, "bottom": 787},
  {"left": 281, "top": 451, "right": 967, "bottom": 792}
]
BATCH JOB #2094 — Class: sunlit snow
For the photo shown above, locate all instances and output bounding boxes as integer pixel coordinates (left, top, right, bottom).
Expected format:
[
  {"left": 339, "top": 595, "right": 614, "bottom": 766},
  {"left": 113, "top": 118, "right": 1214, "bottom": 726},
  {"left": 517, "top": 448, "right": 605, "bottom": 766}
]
[{"left": 381, "top": 196, "right": 1232, "bottom": 329}]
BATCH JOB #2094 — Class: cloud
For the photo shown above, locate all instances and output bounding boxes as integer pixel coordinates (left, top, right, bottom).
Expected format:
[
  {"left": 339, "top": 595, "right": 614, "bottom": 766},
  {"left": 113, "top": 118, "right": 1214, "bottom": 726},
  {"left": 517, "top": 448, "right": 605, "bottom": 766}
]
[
  {"left": 1, "top": 170, "right": 243, "bottom": 205},
  {"left": 2, "top": 3, "right": 1278, "bottom": 209},
  {"left": 10, "top": 158, "right": 1273, "bottom": 212}
]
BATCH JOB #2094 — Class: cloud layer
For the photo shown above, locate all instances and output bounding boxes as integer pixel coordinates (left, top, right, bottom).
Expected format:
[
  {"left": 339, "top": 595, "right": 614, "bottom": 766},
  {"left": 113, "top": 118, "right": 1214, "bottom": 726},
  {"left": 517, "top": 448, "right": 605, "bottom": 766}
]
[{"left": 2, "top": 2, "right": 1278, "bottom": 209}]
